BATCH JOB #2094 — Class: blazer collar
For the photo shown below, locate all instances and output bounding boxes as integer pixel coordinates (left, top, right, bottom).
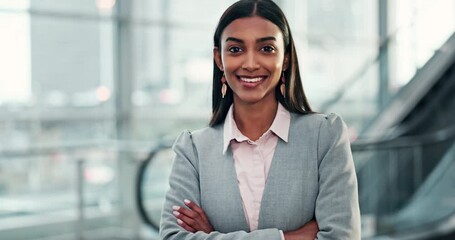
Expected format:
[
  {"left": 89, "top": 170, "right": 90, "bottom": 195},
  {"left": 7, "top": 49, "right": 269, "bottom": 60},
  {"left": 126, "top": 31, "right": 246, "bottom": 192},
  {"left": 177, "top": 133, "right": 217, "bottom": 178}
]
[{"left": 222, "top": 103, "right": 290, "bottom": 155}]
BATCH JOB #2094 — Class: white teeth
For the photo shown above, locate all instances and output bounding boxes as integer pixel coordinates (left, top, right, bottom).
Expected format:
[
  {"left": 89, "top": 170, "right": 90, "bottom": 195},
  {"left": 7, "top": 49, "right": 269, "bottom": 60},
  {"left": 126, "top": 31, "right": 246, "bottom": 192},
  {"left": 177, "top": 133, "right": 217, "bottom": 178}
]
[{"left": 239, "top": 77, "right": 264, "bottom": 83}]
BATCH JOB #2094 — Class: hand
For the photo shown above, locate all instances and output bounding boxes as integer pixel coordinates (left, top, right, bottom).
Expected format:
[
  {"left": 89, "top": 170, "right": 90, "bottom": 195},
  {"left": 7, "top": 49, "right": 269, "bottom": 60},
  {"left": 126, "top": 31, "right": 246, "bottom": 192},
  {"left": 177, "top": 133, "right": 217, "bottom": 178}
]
[
  {"left": 172, "top": 199, "right": 214, "bottom": 233},
  {"left": 283, "top": 219, "right": 319, "bottom": 240}
]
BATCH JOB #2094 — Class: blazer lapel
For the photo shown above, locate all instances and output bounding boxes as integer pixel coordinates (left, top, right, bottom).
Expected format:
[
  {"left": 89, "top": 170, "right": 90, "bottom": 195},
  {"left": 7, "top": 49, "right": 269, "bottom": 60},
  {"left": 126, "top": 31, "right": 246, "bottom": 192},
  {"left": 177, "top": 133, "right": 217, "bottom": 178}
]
[
  {"left": 256, "top": 137, "right": 286, "bottom": 229},
  {"left": 222, "top": 141, "right": 250, "bottom": 231},
  {"left": 256, "top": 113, "right": 315, "bottom": 231},
  {"left": 257, "top": 113, "right": 301, "bottom": 230}
]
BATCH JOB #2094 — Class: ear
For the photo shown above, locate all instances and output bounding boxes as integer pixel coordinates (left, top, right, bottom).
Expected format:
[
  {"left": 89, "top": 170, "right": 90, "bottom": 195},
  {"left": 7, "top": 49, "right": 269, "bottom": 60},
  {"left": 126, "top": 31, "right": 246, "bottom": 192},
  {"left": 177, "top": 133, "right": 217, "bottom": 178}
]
[
  {"left": 213, "top": 47, "right": 224, "bottom": 71},
  {"left": 282, "top": 53, "right": 290, "bottom": 71}
]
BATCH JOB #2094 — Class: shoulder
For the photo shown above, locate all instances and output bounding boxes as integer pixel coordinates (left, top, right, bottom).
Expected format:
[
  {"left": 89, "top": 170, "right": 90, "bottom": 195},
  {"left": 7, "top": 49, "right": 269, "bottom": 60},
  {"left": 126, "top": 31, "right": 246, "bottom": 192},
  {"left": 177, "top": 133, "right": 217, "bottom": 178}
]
[
  {"left": 190, "top": 125, "right": 222, "bottom": 143},
  {"left": 314, "top": 113, "right": 350, "bottom": 153},
  {"left": 319, "top": 112, "right": 348, "bottom": 135},
  {"left": 291, "top": 112, "right": 346, "bottom": 130},
  {"left": 291, "top": 112, "right": 349, "bottom": 148},
  {"left": 172, "top": 126, "right": 223, "bottom": 166},
  {"left": 174, "top": 125, "right": 223, "bottom": 148}
]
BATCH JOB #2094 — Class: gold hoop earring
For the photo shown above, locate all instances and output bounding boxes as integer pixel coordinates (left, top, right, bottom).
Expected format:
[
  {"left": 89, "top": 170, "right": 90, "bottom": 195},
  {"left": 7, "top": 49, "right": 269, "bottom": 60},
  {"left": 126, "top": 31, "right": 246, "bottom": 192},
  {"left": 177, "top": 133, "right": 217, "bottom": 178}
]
[
  {"left": 280, "top": 73, "right": 286, "bottom": 97},
  {"left": 221, "top": 75, "right": 227, "bottom": 98}
]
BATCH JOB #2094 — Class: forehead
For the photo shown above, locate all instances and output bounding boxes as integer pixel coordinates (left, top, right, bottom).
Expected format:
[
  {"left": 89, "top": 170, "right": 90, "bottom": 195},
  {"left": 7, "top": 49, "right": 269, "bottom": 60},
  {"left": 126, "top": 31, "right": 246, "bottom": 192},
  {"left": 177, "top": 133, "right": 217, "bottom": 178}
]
[{"left": 221, "top": 16, "right": 283, "bottom": 42}]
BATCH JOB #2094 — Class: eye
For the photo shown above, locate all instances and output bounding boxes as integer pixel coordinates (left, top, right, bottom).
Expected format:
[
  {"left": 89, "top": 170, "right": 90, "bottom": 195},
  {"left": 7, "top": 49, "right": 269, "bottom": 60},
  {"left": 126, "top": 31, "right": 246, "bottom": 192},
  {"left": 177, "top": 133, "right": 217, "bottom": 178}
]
[
  {"left": 228, "top": 46, "right": 242, "bottom": 53},
  {"left": 261, "top": 45, "right": 275, "bottom": 53}
]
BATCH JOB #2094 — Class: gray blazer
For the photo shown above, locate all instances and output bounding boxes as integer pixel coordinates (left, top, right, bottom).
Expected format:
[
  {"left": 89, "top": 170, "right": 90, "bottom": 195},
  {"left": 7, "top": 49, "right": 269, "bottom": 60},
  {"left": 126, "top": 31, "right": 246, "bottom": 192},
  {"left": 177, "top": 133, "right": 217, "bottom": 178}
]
[{"left": 160, "top": 113, "right": 361, "bottom": 239}]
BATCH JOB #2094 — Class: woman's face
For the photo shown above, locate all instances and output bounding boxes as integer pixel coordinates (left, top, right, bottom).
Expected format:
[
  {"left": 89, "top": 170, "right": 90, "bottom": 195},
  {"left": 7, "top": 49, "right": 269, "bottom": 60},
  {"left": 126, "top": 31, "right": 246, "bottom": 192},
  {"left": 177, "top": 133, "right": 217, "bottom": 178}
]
[{"left": 214, "top": 16, "right": 288, "bottom": 106}]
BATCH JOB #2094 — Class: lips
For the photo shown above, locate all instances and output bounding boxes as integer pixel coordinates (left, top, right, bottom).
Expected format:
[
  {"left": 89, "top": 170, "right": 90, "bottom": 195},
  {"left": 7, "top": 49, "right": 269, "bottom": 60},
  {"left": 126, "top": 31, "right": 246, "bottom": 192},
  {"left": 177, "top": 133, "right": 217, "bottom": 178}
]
[
  {"left": 236, "top": 75, "right": 267, "bottom": 88},
  {"left": 239, "top": 76, "right": 266, "bottom": 83}
]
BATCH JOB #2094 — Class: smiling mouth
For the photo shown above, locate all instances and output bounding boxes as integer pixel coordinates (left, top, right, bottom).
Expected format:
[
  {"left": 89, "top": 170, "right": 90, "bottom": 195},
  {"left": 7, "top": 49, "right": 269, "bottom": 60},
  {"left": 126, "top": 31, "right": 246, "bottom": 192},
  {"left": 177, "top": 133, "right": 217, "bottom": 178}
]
[{"left": 238, "top": 76, "right": 267, "bottom": 83}]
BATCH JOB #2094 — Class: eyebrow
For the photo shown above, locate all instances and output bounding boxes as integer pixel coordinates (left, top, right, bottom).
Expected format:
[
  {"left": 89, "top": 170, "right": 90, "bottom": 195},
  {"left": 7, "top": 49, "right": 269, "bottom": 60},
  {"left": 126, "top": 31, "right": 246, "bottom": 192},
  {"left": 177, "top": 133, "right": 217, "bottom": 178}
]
[{"left": 225, "top": 36, "right": 277, "bottom": 43}]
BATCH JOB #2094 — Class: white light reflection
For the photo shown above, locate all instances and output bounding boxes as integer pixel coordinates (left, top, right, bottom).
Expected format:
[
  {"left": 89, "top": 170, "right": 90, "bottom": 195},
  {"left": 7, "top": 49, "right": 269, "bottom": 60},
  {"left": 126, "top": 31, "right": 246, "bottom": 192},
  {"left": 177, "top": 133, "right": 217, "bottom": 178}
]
[
  {"left": 0, "top": 12, "right": 31, "bottom": 104},
  {"left": 96, "top": 0, "right": 116, "bottom": 11},
  {"left": 96, "top": 86, "right": 111, "bottom": 102}
]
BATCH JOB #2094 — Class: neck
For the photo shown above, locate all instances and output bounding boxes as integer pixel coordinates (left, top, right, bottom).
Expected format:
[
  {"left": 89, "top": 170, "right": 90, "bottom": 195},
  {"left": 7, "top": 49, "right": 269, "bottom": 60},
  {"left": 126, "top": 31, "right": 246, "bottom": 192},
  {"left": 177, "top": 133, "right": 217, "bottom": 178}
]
[{"left": 233, "top": 98, "right": 278, "bottom": 141}]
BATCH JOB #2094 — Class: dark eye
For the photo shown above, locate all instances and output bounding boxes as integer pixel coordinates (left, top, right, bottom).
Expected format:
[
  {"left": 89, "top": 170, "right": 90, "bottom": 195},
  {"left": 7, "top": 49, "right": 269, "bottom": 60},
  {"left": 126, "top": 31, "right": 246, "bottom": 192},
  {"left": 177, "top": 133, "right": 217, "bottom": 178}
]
[
  {"left": 228, "top": 46, "right": 242, "bottom": 53},
  {"left": 261, "top": 46, "right": 275, "bottom": 53}
]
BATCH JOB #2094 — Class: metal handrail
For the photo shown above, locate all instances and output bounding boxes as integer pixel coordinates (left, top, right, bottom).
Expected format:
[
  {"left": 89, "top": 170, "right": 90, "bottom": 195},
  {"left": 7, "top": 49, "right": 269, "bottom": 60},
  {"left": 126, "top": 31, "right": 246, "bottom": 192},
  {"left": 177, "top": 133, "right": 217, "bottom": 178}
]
[
  {"left": 0, "top": 139, "right": 158, "bottom": 158},
  {"left": 0, "top": 139, "right": 160, "bottom": 239},
  {"left": 0, "top": 136, "right": 173, "bottom": 232},
  {"left": 352, "top": 124, "right": 455, "bottom": 151}
]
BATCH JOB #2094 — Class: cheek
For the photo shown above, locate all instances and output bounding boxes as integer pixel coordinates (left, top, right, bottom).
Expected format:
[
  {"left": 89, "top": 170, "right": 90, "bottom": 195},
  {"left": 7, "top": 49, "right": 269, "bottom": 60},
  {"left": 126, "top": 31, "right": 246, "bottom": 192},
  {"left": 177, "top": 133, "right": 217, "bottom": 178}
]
[
  {"left": 269, "top": 62, "right": 284, "bottom": 82},
  {"left": 263, "top": 54, "right": 284, "bottom": 69},
  {"left": 222, "top": 62, "right": 237, "bottom": 84},
  {"left": 267, "top": 61, "right": 284, "bottom": 75},
  {"left": 220, "top": 55, "right": 237, "bottom": 71}
]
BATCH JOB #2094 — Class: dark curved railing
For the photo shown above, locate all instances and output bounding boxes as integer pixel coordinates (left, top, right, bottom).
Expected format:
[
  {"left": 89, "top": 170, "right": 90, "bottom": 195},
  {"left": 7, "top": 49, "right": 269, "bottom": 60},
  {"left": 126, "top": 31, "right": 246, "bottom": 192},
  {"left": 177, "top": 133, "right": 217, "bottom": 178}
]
[{"left": 135, "top": 142, "right": 172, "bottom": 231}]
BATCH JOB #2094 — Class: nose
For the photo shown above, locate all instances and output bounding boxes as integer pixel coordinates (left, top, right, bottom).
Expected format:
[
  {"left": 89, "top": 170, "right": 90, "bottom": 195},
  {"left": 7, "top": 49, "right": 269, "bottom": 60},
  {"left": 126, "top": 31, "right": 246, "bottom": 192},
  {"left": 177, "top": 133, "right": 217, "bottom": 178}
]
[{"left": 242, "top": 52, "right": 260, "bottom": 72}]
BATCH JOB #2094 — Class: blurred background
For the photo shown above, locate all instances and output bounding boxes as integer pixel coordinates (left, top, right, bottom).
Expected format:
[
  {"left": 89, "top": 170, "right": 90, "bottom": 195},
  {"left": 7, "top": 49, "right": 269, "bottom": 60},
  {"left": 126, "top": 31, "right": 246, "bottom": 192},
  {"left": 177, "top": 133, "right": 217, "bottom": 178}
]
[{"left": 0, "top": 0, "right": 454, "bottom": 239}]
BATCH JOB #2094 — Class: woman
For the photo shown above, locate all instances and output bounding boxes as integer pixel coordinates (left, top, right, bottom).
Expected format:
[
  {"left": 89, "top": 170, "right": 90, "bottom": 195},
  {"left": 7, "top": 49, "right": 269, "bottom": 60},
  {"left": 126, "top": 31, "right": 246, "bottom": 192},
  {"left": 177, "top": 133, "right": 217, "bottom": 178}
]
[{"left": 160, "top": 0, "right": 360, "bottom": 239}]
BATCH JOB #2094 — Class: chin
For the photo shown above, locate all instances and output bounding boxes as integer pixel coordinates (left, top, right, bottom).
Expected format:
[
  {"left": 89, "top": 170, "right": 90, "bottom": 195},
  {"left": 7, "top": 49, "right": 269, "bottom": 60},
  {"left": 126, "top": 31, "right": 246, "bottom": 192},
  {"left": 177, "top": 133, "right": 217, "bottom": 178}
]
[{"left": 235, "top": 95, "right": 266, "bottom": 105}]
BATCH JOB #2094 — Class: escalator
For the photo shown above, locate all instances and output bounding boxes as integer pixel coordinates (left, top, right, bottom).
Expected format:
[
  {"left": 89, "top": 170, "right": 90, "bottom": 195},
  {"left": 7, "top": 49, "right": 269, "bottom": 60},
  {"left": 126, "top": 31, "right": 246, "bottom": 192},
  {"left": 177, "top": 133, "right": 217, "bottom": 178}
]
[
  {"left": 363, "top": 33, "right": 455, "bottom": 139},
  {"left": 354, "top": 32, "right": 455, "bottom": 239}
]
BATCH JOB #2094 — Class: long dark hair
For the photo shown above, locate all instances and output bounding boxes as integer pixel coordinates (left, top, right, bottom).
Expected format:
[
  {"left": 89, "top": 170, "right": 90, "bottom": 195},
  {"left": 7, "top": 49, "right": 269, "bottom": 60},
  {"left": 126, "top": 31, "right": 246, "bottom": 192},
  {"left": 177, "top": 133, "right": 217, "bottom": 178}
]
[{"left": 210, "top": 0, "right": 313, "bottom": 127}]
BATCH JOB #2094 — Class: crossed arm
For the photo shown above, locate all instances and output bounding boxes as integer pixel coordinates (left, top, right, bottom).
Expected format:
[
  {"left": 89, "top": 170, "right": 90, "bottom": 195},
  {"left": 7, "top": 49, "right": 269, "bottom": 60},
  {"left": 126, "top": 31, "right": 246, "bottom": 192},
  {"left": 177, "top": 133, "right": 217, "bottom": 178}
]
[{"left": 172, "top": 199, "right": 319, "bottom": 240}]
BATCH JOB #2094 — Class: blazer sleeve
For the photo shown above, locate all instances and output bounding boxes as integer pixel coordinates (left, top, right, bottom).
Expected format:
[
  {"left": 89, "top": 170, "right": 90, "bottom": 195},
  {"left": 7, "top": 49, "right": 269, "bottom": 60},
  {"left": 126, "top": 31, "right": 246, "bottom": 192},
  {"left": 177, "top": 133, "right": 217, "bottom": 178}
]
[
  {"left": 159, "top": 130, "right": 282, "bottom": 240},
  {"left": 315, "top": 113, "right": 361, "bottom": 240}
]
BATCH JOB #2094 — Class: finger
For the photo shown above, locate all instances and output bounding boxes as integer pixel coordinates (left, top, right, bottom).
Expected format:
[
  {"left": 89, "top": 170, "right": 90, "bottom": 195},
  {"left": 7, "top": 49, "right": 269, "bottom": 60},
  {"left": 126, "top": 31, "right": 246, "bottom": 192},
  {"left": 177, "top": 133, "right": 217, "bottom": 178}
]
[
  {"left": 177, "top": 218, "right": 196, "bottom": 233},
  {"left": 182, "top": 200, "right": 214, "bottom": 233},
  {"left": 173, "top": 205, "right": 199, "bottom": 219},
  {"left": 184, "top": 199, "right": 209, "bottom": 220},
  {"left": 174, "top": 210, "right": 200, "bottom": 229}
]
